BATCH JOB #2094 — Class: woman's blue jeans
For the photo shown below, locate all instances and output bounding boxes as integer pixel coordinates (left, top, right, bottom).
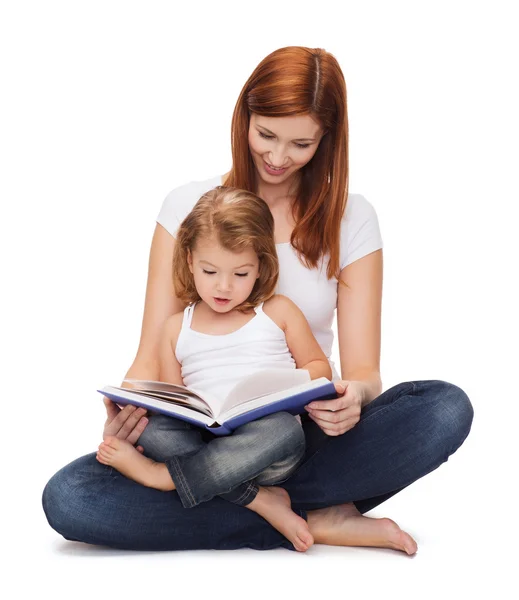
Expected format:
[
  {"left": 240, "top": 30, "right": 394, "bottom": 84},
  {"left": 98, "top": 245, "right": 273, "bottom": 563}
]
[{"left": 42, "top": 380, "right": 473, "bottom": 551}]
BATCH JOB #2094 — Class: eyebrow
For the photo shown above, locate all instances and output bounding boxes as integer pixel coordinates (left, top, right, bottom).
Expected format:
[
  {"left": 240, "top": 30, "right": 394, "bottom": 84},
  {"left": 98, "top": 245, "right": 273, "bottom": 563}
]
[
  {"left": 200, "top": 260, "right": 255, "bottom": 269},
  {"left": 257, "top": 125, "right": 317, "bottom": 143}
]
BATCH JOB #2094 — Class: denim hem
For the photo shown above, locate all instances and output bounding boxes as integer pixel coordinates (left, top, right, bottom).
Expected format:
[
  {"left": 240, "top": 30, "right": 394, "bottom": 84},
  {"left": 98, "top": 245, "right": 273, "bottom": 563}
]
[
  {"left": 231, "top": 481, "right": 259, "bottom": 507},
  {"left": 166, "top": 457, "right": 197, "bottom": 508}
]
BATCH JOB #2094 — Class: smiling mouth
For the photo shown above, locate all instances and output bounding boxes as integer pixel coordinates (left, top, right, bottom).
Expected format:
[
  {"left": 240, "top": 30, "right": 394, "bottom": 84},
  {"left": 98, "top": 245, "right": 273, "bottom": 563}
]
[{"left": 266, "top": 162, "right": 286, "bottom": 171}]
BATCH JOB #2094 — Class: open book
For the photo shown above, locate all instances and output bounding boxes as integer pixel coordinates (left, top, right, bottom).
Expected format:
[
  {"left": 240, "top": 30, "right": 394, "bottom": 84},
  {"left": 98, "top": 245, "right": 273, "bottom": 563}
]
[{"left": 99, "top": 368, "right": 337, "bottom": 436}]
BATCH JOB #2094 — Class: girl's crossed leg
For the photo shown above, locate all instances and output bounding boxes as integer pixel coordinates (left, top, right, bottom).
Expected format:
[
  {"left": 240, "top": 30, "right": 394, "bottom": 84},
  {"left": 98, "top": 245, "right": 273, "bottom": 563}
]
[{"left": 97, "top": 411, "right": 313, "bottom": 551}]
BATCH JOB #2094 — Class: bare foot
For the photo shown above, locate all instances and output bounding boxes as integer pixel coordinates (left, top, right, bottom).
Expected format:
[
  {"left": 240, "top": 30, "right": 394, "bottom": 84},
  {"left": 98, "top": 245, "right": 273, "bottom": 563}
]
[
  {"left": 96, "top": 436, "right": 175, "bottom": 492},
  {"left": 247, "top": 487, "right": 314, "bottom": 552},
  {"left": 307, "top": 502, "right": 417, "bottom": 555}
]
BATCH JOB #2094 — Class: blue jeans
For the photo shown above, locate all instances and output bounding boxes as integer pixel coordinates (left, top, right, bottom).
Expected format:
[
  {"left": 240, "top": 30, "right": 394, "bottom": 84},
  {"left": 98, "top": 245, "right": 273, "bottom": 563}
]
[
  {"left": 136, "top": 412, "right": 305, "bottom": 507},
  {"left": 42, "top": 380, "right": 473, "bottom": 551}
]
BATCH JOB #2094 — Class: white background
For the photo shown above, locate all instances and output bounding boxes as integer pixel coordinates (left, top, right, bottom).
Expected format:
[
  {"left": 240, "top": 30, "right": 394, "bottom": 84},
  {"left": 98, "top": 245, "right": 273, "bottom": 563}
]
[{"left": 1, "top": 1, "right": 517, "bottom": 598}]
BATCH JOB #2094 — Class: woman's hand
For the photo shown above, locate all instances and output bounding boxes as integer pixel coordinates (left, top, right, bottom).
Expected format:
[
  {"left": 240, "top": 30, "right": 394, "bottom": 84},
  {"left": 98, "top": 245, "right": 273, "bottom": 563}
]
[
  {"left": 103, "top": 397, "right": 149, "bottom": 447},
  {"left": 305, "top": 381, "right": 365, "bottom": 436}
]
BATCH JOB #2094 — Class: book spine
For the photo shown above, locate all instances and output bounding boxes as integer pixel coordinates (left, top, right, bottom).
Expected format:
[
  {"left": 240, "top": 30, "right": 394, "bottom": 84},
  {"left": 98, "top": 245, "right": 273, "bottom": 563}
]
[{"left": 205, "top": 423, "right": 234, "bottom": 437}]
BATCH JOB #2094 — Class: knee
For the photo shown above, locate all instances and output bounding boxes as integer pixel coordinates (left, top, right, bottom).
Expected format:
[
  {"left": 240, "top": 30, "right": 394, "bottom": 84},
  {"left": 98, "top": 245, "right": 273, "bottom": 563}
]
[
  {"left": 137, "top": 415, "right": 194, "bottom": 459},
  {"left": 263, "top": 411, "right": 305, "bottom": 448},
  {"left": 416, "top": 380, "right": 474, "bottom": 453},
  {"left": 138, "top": 414, "right": 181, "bottom": 439},
  {"left": 42, "top": 460, "right": 82, "bottom": 539},
  {"left": 136, "top": 414, "right": 163, "bottom": 447},
  {"left": 42, "top": 453, "right": 108, "bottom": 541}
]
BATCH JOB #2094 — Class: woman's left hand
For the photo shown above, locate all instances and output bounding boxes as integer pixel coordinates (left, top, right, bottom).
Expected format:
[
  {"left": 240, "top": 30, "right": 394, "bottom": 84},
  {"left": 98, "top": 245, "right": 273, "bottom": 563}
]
[{"left": 305, "top": 381, "right": 365, "bottom": 436}]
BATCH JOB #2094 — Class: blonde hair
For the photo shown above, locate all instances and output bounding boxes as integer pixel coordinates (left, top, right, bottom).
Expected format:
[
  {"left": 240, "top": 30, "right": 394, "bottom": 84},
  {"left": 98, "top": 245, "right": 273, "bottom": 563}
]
[{"left": 173, "top": 187, "right": 279, "bottom": 311}]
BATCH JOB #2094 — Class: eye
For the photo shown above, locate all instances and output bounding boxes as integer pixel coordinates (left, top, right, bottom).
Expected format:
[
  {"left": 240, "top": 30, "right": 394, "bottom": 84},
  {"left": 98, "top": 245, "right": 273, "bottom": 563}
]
[
  {"left": 202, "top": 269, "right": 216, "bottom": 275},
  {"left": 235, "top": 272, "right": 249, "bottom": 277},
  {"left": 294, "top": 142, "right": 311, "bottom": 149},
  {"left": 259, "top": 131, "right": 274, "bottom": 140}
]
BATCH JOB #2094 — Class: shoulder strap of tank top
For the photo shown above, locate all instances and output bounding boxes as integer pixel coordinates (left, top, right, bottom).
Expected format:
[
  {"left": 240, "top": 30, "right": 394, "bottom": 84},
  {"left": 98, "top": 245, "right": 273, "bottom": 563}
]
[
  {"left": 253, "top": 302, "right": 264, "bottom": 314},
  {"left": 183, "top": 303, "right": 196, "bottom": 328}
]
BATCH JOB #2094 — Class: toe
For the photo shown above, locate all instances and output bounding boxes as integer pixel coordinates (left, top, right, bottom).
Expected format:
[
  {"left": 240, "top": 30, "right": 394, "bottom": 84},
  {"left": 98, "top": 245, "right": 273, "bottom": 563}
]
[
  {"left": 403, "top": 534, "right": 418, "bottom": 555},
  {"left": 294, "top": 529, "right": 314, "bottom": 551},
  {"left": 299, "top": 529, "right": 314, "bottom": 548}
]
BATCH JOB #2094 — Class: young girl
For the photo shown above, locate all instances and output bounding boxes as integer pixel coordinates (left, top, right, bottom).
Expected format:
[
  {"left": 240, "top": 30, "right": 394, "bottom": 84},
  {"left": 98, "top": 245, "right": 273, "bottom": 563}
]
[{"left": 96, "top": 186, "right": 333, "bottom": 552}]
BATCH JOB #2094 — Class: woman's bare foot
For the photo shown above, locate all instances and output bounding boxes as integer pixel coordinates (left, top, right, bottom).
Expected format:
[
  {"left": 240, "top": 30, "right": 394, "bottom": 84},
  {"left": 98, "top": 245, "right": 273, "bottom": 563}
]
[
  {"left": 307, "top": 502, "right": 417, "bottom": 555},
  {"left": 247, "top": 486, "right": 314, "bottom": 552},
  {"left": 96, "top": 436, "right": 175, "bottom": 492}
]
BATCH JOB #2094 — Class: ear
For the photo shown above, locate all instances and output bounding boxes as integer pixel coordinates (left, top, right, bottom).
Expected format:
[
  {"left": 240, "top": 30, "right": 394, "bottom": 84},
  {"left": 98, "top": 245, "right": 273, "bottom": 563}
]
[{"left": 187, "top": 249, "right": 193, "bottom": 274}]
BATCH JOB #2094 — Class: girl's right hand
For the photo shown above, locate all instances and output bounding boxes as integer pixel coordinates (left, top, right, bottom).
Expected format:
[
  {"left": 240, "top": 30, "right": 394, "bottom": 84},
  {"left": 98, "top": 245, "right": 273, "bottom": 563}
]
[{"left": 102, "top": 397, "right": 149, "bottom": 446}]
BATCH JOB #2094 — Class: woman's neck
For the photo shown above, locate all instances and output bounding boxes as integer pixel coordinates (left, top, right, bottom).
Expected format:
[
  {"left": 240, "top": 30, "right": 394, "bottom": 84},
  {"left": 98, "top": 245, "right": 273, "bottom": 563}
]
[
  {"left": 254, "top": 173, "right": 300, "bottom": 209},
  {"left": 222, "top": 169, "right": 300, "bottom": 209}
]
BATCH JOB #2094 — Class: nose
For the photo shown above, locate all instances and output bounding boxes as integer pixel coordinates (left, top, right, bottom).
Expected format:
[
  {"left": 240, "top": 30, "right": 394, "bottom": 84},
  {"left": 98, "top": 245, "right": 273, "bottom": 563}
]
[
  {"left": 217, "top": 274, "right": 231, "bottom": 293},
  {"left": 268, "top": 146, "right": 287, "bottom": 168}
]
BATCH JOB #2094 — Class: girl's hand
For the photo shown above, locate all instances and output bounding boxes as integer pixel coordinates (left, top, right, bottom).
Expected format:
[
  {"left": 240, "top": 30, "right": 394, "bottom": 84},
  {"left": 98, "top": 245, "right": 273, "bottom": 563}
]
[
  {"left": 103, "top": 397, "right": 149, "bottom": 448},
  {"left": 305, "top": 381, "right": 364, "bottom": 436}
]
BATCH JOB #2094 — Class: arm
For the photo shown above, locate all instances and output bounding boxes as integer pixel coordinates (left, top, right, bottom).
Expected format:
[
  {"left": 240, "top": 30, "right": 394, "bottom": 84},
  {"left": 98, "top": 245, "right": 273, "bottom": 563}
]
[
  {"left": 336, "top": 248, "right": 383, "bottom": 405},
  {"left": 103, "top": 223, "right": 186, "bottom": 442},
  {"left": 125, "top": 223, "right": 185, "bottom": 381},
  {"left": 264, "top": 296, "right": 332, "bottom": 380},
  {"left": 305, "top": 249, "right": 383, "bottom": 435},
  {"left": 158, "top": 313, "right": 184, "bottom": 385}
]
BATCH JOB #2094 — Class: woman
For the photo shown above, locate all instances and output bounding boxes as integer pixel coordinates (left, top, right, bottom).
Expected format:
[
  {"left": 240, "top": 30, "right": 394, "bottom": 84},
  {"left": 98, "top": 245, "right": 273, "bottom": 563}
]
[{"left": 42, "top": 46, "right": 473, "bottom": 553}]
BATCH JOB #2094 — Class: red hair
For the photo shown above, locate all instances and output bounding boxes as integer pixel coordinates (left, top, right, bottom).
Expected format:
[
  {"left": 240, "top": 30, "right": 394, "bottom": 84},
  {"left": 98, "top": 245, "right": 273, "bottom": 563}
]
[{"left": 224, "top": 46, "right": 348, "bottom": 279}]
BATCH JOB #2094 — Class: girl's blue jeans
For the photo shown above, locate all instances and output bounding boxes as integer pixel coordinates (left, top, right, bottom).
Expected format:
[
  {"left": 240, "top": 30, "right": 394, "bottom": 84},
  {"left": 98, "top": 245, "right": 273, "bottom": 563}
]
[
  {"left": 136, "top": 411, "right": 306, "bottom": 508},
  {"left": 42, "top": 380, "right": 473, "bottom": 551}
]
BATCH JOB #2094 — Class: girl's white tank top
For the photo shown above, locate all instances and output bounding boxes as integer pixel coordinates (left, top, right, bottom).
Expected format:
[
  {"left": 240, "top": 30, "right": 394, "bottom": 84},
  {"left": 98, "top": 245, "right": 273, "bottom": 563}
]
[{"left": 175, "top": 302, "right": 296, "bottom": 402}]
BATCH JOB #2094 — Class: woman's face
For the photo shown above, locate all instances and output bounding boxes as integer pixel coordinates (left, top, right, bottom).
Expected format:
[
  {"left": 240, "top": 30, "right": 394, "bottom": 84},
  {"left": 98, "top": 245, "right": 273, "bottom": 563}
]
[{"left": 248, "top": 113, "right": 323, "bottom": 186}]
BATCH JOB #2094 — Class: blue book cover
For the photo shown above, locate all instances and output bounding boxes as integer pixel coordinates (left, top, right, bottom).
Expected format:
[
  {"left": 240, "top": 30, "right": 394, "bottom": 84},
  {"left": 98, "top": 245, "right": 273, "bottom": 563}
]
[{"left": 98, "top": 371, "right": 337, "bottom": 436}]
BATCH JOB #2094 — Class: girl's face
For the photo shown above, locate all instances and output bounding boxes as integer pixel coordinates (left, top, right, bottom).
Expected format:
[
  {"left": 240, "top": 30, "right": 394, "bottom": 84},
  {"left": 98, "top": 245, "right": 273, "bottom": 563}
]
[
  {"left": 188, "top": 236, "right": 260, "bottom": 313},
  {"left": 248, "top": 113, "right": 323, "bottom": 187}
]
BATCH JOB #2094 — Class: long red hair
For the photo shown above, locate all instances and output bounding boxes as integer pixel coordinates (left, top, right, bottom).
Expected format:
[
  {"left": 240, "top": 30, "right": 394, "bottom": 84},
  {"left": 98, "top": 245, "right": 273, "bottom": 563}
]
[{"left": 224, "top": 46, "right": 348, "bottom": 279}]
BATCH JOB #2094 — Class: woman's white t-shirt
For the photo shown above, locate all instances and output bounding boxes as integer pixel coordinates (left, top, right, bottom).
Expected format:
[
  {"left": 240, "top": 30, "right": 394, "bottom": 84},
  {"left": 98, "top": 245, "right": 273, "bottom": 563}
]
[{"left": 157, "top": 175, "right": 383, "bottom": 378}]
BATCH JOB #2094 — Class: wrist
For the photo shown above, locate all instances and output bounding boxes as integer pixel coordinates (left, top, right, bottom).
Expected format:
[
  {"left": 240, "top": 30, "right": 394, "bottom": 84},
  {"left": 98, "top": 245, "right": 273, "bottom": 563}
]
[
  {"left": 343, "top": 371, "right": 382, "bottom": 407},
  {"left": 360, "top": 377, "right": 382, "bottom": 406}
]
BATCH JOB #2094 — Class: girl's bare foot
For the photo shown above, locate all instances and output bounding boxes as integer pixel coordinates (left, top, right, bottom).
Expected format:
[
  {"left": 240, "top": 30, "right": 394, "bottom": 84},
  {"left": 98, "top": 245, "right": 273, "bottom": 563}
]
[
  {"left": 307, "top": 502, "right": 417, "bottom": 555},
  {"left": 247, "top": 486, "right": 314, "bottom": 552},
  {"left": 96, "top": 436, "right": 175, "bottom": 492}
]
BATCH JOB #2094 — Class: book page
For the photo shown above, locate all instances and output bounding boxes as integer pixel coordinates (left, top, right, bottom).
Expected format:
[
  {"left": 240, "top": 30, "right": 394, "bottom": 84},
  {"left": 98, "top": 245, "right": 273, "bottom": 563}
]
[
  {"left": 101, "top": 386, "right": 215, "bottom": 425},
  {"left": 123, "top": 379, "right": 213, "bottom": 416},
  {"left": 220, "top": 376, "right": 329, "bottom": 422},
  {"left": 219, "top": 368, "right": 311, "bottom": 415},
  {"left": 124, "top": 379, "right": 193, "bottom": 395}
]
